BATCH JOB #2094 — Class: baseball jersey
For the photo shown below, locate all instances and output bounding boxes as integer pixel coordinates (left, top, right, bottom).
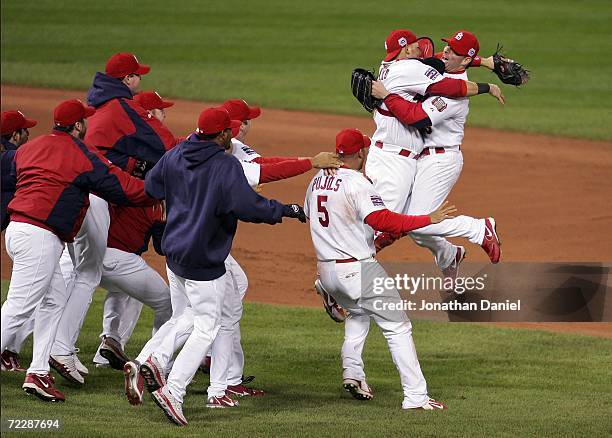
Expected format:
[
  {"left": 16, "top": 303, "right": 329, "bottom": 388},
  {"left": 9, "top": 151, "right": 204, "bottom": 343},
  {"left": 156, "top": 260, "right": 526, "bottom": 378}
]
[
  {"left": 304, "top": 168, "right": 386, "bottom": 261},
  {"left": 373, "top": 58, "right": 444, "bottom": 154},
  {"left": 422, "top": 71, "right": 470, "bottom": 147},
  {"left": 231, "top": 138, "right": 261, "bottom": 162}
]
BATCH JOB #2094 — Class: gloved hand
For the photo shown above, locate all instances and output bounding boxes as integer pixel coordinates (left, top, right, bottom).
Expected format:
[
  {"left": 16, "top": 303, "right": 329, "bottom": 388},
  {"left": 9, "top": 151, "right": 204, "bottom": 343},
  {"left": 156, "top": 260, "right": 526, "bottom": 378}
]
[{"left": 282, "top": 204, "right": 306, "bottom": 223}]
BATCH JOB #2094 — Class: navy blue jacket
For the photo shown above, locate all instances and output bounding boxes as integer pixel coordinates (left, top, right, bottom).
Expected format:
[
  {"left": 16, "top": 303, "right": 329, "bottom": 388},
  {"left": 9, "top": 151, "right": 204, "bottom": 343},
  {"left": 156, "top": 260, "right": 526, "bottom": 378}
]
[
  {"left": 145, "top": 135, "right": 285, "bottom": 281},
  {"left": 1, "top": 138, "right": 17, "bottom": 230}
]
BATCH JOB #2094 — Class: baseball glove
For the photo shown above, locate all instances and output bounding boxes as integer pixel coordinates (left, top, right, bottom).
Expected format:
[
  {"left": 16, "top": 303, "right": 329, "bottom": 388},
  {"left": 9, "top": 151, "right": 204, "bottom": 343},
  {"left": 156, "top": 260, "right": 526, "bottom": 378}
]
[
  {"left": 492, "top": 44, "right": 530, "bottom": 86},
  {"left": 351, "top": 68, "right": 383, "bottom": 113}
]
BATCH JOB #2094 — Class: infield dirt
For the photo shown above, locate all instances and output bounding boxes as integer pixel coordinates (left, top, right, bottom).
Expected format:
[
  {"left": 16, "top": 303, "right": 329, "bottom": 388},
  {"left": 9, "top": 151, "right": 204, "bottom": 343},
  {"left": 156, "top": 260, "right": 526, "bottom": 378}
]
[{"left": 2, "top": 85, "right": 611, "bottom": 338}]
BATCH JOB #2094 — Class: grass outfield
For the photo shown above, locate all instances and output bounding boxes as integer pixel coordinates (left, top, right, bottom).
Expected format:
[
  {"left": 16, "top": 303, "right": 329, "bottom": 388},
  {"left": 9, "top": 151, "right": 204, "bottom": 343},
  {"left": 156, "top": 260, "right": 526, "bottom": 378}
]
[
  {"left": 1, "top": 282, "right": 611, "bottom": 436},
  {"left": 1, "top": 0, "right": 611, "bottom": 140}
]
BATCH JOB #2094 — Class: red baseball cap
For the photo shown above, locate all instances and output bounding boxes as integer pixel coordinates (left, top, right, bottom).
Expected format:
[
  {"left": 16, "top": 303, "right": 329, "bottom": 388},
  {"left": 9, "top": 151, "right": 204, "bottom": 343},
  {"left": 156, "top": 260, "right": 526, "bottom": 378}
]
[
  {"left": 105, "top": 53, "right": 151, "bottom": 78},
  {"left": 53, "top": 99, "right": 96, "bottom": 127},
  {"left": 1, "top": 110, "right": 37, "bottom": 136},
  {"left": 384, "top": 29, "right": 418, "bottom": 62},
  {"left": 197, "top": 107, "right": 242, "bottom": 135},
  {"left": 134, "top": 91, "right": 174, "bottom": 111},
  {"left": 336, "top": 128, "right": 371, "bottom": 155},
  {"left": 222, "top": 99, "right": 262, "bottom": 122},
  {"left": 442, "top": 30, "right": 480, "bottom": 57}
]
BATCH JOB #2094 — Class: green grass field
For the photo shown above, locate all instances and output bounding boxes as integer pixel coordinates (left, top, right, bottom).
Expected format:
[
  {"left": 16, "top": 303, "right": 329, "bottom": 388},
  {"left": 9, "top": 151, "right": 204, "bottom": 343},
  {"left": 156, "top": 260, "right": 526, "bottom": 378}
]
[
  {"left": 1, "top": 0, "right": 611, "bottom": 140},
  {"left": 1, "top": 281, "right": 611, "bottom": 437}
]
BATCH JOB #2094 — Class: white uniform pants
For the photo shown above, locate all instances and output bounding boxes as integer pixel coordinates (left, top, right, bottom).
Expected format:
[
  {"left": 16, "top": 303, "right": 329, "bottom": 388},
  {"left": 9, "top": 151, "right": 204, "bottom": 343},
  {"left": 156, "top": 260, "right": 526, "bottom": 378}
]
[
  {"left": 52, "top": 194, "right": 110, "bottom": 355},
  {"left": 408, "top": 150, "right": 485, "bottom": 268},
  {"left": 1, "top": 222, "right": 67, "bottom": 374},
  {"left": 165, "top": 267, "right": 227, "bottom": 403},
  {"left": 317, "top": 259, "right": 429, "bottom": 407}
]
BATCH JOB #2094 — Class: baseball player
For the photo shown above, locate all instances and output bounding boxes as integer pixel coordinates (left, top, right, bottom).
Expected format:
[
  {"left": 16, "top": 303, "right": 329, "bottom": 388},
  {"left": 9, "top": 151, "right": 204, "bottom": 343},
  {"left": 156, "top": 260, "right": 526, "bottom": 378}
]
[
  {"left": 305, "top": 128, "right": 453, "bottom": 410},
  {"left": 122, "top": 105, "right": 342, "bottom": 407},
  {"left": 0, "top": 99, "right": 153, "bottom": 402},
  {"left": 140, "top": 106, "right": 307, "bottom": 426},
  {"left": 50, "top": 54, "right": 179, "bottom": 376},
  {"left": 370, "top": 31, "right": 502, "bottom": 282}
]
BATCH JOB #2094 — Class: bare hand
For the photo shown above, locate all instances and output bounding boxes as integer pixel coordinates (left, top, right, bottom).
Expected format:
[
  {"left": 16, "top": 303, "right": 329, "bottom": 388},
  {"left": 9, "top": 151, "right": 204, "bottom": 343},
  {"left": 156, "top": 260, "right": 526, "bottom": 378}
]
[
  {"left": 254, "top": 184, "right": 264, "bottom": 193},
  {"left": 371, "top": 80, "right": 390, "bottom": 100},
  {"left": 311, "top": 152, "right": 342, "bottom": 169},
  {"left": 489, "top": 84, "right": 505, "bottom": 105},
  {"left": 429, "top": 201, "right": 457, "bottom": 224},
  {"left": 324, "top": 168, "right": 338, "bottom": 176}
]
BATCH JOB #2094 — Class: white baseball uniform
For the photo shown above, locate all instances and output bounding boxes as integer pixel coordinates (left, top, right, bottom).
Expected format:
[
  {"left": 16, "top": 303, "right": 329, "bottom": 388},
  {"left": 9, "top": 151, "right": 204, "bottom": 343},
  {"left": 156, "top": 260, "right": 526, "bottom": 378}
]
[{"left": 304, "top": 168, "right": 431, "bottom": 408}]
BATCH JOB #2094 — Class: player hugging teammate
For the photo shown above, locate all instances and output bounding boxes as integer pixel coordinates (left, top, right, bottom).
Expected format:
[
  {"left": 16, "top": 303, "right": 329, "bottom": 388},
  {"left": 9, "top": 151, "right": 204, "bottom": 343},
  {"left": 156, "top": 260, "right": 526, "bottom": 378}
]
[{"left": 0, "top": 28, "right": 526, "bottom": 425}]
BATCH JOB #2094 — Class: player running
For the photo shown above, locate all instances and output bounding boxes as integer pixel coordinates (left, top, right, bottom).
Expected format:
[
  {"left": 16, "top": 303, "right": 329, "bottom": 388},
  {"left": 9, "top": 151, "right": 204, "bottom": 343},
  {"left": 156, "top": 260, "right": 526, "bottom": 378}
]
[{"left": 305, "top": 128, "right": 454, "bottom": 410}]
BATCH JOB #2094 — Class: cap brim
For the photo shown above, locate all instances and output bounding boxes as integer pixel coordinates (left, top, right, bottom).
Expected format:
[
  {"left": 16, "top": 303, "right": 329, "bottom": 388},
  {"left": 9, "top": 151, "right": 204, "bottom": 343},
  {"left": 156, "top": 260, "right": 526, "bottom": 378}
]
[
  {"left": 247, "top": 106, "right": 261, "bottom": 120},
  {"left": 83, "top": 106, "right": 96, "bottom": 118},
  {"left": 135, "top": 64, "right": 151, "bottom": 75},
  {"left": 384, "top": 48, "right": 402, "bottom": 62},
  {"left": 160, "top": 101, "right": 174, "bottom": 109},
  {"left": 362, "top": 135, "right": 371, "bottom": 148},
  {"left": 230, "top": 120, "right": 242, "bottom": 138},
  {"left": 24, "top": 118, "right": 38, "bottom": 129}
]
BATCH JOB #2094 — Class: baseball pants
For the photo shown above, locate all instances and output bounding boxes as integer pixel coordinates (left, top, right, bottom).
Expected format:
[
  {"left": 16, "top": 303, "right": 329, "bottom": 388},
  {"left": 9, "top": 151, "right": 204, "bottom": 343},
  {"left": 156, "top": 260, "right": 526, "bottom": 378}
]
[
  {"left": 52, "top": 194, "right": 110, "bottom": 356},
  {"left": 165, "top": 267, "right": 227, "bottom": 403},
  {"left": 317, "top": 258, "right": 430, "bottom": 408},
  {"left": 1, "top": 222, "right": 68, "bottom": 374}
]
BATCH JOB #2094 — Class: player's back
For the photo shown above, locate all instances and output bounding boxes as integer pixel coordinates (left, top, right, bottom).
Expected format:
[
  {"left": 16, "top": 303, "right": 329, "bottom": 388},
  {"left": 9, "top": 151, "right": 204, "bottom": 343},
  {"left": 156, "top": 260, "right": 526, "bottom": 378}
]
[{"left": 305, "top": 168, "right": 384, "bottom": 261}]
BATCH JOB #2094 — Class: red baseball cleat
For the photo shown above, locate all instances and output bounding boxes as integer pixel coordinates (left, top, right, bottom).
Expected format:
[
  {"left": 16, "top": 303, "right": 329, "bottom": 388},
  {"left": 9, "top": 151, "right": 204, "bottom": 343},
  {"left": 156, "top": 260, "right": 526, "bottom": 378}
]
[
  {"left": 1, "top": 350, "right": 26, "bottom": 372},
  {"left": 151, "top": 386, "right": 187, "bottom": 426},
  {"left": 481, "top": 217, "right": 501, "bottom": 264},
  {"left": 403, "top": 397, "right": 448, "bottom": 410},
  {"left": 124, "top": 361, "right": 144, "bottom": 406},
  {"left": 315, "top": 279, "right": 347, "bottom": 323},
  {"left": 140, "top": 355, "right": 166, "bottom": 393},
  {"left": 441, "top": 246, "right": 466, "bottom": 293},
  {"left": 22, "top": 373, "right": 66, "bottom": 402},
  {"left": 226, "top": 384, "right": 265, "bottom": 397}
]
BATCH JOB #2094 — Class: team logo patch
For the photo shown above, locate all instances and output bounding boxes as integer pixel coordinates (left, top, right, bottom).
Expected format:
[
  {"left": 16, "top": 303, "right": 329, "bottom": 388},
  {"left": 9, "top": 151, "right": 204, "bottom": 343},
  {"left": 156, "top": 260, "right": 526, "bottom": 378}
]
[
  {"left": 455, "top": 32, "right": 464, "bottom": 41},
  {"left": 398, "top": 37, "right": 407, "bottom": 47},
  {"left": 370, "top": 195, "right": 385, "bottom": 207},
  {"left": 431, "top": 97, "right": 447, "bottom": 112},
  {"left": 424, "top": 67, "right": 439, "bottom": 80},
  {"left": 468, "top": 48, "right": 476, "bottom": 57}
]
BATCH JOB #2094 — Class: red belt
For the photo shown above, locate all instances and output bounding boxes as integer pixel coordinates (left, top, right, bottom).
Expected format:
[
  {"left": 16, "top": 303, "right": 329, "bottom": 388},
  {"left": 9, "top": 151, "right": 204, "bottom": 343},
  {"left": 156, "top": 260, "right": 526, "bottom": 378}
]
[
  {"left": 374, "top": 141, "right": 418, "bottom": 159},
  {"left": 335, "top": 257, "right": 358, "bottom": 263},
  {"left": 418, "top": 147, "right": 446, "bottom": 157}
]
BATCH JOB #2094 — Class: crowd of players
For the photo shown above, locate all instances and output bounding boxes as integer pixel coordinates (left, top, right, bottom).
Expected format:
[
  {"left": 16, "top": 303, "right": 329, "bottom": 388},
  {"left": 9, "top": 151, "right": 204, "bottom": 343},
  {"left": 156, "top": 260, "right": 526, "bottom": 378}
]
[{"left": 1, "top": 28, "right": 504, "bottom": 426}]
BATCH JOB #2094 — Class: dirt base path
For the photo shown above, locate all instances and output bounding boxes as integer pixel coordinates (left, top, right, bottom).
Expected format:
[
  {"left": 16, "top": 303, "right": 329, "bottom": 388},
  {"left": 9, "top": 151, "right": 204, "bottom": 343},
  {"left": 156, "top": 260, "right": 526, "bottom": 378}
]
[{"left": 2, "top": 85, "right": 611, "bottom": 338}]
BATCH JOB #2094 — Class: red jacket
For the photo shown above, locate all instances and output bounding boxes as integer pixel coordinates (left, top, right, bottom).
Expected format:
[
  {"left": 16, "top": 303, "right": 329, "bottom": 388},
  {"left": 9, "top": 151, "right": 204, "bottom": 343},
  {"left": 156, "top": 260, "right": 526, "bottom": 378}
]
[
  {"left": 9, "top": 131, "right": 153, "bottom": 242},
  {"left": 107, "top": 203, "right": 165, "bottom": 255},
  {"left": 86, "top": 73, "right": 178, "bottom": 176}
]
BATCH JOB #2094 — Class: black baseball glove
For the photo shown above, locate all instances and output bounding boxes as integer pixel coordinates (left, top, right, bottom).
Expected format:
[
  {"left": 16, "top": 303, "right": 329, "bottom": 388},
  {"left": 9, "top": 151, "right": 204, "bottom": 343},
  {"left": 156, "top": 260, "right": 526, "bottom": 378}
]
[
  {"left": 492, "top": 44, "right": 530, "bottom": 86},
  {"left": 351, "top": 68, "right": 383, "bottom": 113},
  {"left": 282, "top": 204, "right": 306, "bottom": 223}
]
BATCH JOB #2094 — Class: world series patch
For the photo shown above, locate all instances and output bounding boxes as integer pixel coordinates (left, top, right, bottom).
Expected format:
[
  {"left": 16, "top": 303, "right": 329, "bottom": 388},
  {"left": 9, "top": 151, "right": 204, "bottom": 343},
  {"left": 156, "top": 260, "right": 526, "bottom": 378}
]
[{"left": 431, "top": 97, "right": 447, "bottom": 112}]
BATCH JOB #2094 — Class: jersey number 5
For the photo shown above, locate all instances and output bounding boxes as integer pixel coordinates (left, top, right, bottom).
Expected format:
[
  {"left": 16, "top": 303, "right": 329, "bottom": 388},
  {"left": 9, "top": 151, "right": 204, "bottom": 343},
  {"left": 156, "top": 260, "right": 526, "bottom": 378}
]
[{"left": 317, "top": 195, "right": 329, "bottom": 227}]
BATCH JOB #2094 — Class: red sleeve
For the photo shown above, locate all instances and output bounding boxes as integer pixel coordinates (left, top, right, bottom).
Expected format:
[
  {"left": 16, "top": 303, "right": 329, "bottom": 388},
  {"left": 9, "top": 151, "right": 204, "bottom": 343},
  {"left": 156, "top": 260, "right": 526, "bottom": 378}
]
[
  {"left": 259, "top": 159, "right": 312, "bottom": 183},
  {"left": 469, "top": 56, "right": 482, "bottom": 67},
  {"left": 383, "top": 94, "right": 430, "bottom": 125},
  {"left": 364, "top": 209, "right": 431, "bottom": 234},
  {"left": 426, "top": 77, "right": 468, "bottom": 97},
  {"left": 253, "top": 156, "right": 299, "bottom": 164}
]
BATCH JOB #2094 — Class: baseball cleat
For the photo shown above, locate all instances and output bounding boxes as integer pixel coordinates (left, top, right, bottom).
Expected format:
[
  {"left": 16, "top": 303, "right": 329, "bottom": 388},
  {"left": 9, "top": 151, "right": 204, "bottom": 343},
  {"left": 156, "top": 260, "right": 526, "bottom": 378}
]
[
  {"left": 315, "top": 279, "right": 347, "bottom": 323},
  {"left": 480, "top": 217, "right": 501, "bottom": 264},
  {"left": 441, "top": 246, "right": 466, "bottom": 293},
  {"left": 403, "top": 397, "right": 448, "bottom": 410},
  {"left": 199, "top": 355, "right": 211, "bottom": 374},
  {"left": 22, "top": 373, "right": 66, "bottom": 402},
  {"left": 226, "top": 384, "right": 265, "bottom": 397},
  {"left": 1, "top": 349, "right": 26, "bottom": 372},
  {"left": 73, "top": 349, "right": 89, "bottom": 376},
  {"left": 124, "top": 361, "right": 144, "bottom": 406},
  {"left": 151, "top": 386, "right": 187, "bottom": 426},
  {"left": 98, "top": 336, "right": 130, "bottom": 370},
  {"left": 206, "top": 394, "right": 239, "bottom": 408},
  {"left": 140, "top": 355, "right": 166, "bottom": 393},
  {"left": 342, "top": 378, "right": 373, "bottom": 401},
  {"left": 49, "top": 354, "right": 85, "bottom": 385}
]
